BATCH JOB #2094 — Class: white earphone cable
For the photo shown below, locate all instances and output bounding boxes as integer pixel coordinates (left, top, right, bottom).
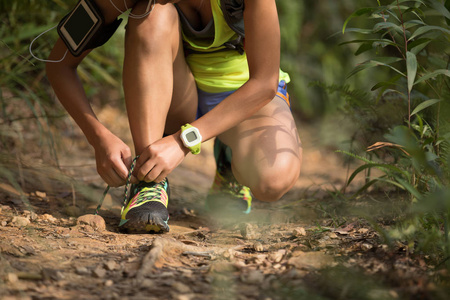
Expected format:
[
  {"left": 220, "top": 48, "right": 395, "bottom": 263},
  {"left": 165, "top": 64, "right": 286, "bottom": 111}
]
[
  {"left": 29, "top": 25, "right": 68, "bottom": 63},
  {"left": 110, "top": 0, "right": 155, "bottom": 19}
]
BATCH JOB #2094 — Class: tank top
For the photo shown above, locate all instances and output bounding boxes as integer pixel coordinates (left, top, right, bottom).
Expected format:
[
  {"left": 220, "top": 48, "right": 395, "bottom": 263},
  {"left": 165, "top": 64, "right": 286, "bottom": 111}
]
[{"left": 176, "top": 0, "right": 290, "bottom": 93}]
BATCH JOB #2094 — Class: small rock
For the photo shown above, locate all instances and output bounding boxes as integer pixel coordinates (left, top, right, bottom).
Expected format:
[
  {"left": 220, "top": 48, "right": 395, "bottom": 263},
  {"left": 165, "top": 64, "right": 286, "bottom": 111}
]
[
  {"left": 104, "top": 280, "right": 114, "bottom": 287},
  {"left": 42, "top": 268, "right": 64, "bottom": 281},
  {"left": 241, "top": 270, "right": 264, "bottom": 285},
  {"left": 328, "top": 232, "right": 338, "bottom": 239},
  {"left": 104, "top": 260, "right": 117, "bottom": 271},
  {"left": 361, "top": 243, "right": 373, "bottom": 251},
  {"left": 317, "top": 235, "right": 330, "bottom": 245},
  {"left": 40, "top": 214, "right": 57, "bottom": 223},
  {"left": 7, "top": 273, "right": 19, "bottom": 283},
  {"left": 232, "top": 261, "right": 247, "bottom": 269},
  {"left": 141, "top": 279, "right": 156, "bottom": 288},
  {"left": 77, "top": 214, "right": 106, "bottom": 232},
  {"left": 1, "top": 205, "right": 11, "bottom": 211},
  {"left": 172, "top": 282, "right": 191, "bottom": 294},
  {"left": 1, "top": 221, "right": 7, "bottom": 227},
  {"left": 11, "top": 216, "right": 30, "bottom": 227},
  {"left": 292, "top": 227, "right": 307, "bottom": 237},
  {"left": 180, "top": 268, "right": 193, "bottom": 276},
  {"left": 253, "top": 242, "right": 264, "bottom": 252},
  {"left": 20, "top": 245, "right": 36, "bottom": 255},
  {"left": 239, "top": 223, "right": 259, "bottom": 240},
  {"left": 30, "top": 212, "right": 38, "bottom": 221},
  {"left": 75, "top": 266, "right": 90, "bottom": 275},
  {"left": 35, "top": 191, "right": 47, "bottom": 198},
  {"left": 269, "top": 249, "right": 286, "bottom": 263},
  {"left": 92, "top": 267, "right": 106, "bottom": 278}
]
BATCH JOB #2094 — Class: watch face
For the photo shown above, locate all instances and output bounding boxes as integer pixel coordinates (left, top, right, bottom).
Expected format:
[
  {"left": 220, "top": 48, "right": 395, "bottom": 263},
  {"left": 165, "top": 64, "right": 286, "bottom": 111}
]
[{"left": 186, "top": 131, "right": 198, "bottom": 143}]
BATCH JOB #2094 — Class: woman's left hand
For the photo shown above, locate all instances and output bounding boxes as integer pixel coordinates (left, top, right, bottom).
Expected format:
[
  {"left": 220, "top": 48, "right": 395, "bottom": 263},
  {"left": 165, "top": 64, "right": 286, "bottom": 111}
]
[{"left": 133, "top": 134, "right": 189, "bottom": 183}]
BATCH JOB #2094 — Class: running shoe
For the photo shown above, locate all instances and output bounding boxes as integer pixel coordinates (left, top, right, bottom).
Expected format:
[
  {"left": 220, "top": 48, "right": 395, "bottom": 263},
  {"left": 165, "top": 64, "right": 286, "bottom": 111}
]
[
  {"left": 206, "top": 139, "right": 252, "bottom": 214},
  {"left": 119, "top": 178, "right": 170, "bottom": 233}
]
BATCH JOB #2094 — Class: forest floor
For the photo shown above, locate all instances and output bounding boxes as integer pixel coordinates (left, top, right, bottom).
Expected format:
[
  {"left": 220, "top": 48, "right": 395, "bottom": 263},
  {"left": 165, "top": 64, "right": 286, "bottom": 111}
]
[{"left": 1, "top": 105, "right": 449, "bottom": 300}]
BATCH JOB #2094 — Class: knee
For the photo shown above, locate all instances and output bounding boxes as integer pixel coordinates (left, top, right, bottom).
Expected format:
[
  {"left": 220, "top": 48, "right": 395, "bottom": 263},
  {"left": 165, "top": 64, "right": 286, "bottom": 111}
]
[
  {"left": 250, "top": 170, "right": 299, "bottom": 202},
  {"left": 126, "top": 3, "right": 179, "bottom": 45},
  {"left": 233, "top": 154, "right": 301, "bottom": 202}
]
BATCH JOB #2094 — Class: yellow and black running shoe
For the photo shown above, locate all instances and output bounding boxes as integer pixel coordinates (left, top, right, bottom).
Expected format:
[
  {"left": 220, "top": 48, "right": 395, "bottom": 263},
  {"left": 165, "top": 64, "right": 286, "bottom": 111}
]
[{"left": 119, "top": 178, "right": 170, "bottom": 233}]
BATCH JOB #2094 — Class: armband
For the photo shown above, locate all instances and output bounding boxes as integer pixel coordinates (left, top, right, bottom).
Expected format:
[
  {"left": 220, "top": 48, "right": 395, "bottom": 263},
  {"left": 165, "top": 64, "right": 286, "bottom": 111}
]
[{"left": 57, "top": 0, "right": 122, "bottom": 57}]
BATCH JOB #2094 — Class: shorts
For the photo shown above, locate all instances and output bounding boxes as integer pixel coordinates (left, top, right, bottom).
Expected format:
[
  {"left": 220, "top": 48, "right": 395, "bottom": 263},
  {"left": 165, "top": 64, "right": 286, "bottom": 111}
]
[{"left": 196, "top": 80, "right": 290, "bottom": 118}]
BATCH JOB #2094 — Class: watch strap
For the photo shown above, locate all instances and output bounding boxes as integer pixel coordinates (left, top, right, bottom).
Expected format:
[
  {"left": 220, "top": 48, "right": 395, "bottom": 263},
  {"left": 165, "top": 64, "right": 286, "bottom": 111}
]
[{"left": 181, "top": 124, "right": 201, "bottom": 155}]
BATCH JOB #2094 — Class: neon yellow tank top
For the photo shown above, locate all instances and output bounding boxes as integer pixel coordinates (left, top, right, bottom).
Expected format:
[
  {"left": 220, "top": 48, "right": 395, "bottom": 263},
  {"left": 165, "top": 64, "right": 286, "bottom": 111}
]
[{"left": 180, "top": 0, "right": 290, "bottom": 93}]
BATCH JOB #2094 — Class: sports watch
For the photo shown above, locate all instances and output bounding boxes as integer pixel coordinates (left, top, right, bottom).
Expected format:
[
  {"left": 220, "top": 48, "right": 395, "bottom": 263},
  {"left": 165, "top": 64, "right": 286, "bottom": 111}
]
[{"left": 180, "top": 124, "right": 202, "bottom": 155}]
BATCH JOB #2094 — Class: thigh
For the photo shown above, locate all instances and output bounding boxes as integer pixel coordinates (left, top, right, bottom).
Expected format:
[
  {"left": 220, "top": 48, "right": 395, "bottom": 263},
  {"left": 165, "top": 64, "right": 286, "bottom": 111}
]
[{"left": 219, "top": 95, "right": 302, "bottom": 190}]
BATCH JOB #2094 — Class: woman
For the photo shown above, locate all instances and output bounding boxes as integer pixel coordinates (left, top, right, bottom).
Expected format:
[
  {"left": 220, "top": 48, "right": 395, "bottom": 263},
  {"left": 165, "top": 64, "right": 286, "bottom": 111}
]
[{"left": 46, "top": 0, "right": 302, "bottom": 233}]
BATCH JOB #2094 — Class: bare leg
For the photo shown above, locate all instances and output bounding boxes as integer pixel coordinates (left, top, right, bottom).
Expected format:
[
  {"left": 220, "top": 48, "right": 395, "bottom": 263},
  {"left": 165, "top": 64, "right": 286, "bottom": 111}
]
[
  {"left": 219, "top": 97, "right": 302, "bottom": 202},
  {"left": 119, "top": 2, "right": 197, "bottom": 233},
  {"left": 123, "top": 3, "right": 197, "bottom": 155}
]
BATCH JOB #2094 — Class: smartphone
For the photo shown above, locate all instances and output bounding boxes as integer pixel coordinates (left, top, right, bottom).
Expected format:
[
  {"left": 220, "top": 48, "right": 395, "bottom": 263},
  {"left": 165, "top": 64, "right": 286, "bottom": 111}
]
[{"left": 57, "top": 0, "right": 104, "bottom": 57}]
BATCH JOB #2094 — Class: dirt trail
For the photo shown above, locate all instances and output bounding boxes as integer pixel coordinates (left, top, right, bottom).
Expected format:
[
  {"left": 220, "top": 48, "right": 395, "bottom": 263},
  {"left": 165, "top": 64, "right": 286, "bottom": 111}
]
[{"left": 0, "top": 113, "right": 444, "bottom": 300}]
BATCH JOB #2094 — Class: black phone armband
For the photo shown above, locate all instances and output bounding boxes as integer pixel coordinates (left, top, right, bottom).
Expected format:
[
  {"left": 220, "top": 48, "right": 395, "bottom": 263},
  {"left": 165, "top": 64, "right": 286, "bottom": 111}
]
[{"left": 57, "top": 0, "right": 122, "bottom": 57}]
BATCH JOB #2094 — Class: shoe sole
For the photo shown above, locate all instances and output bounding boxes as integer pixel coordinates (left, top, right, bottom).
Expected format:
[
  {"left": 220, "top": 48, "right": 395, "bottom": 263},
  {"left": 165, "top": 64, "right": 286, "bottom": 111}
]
[{"left": 120, "top": 214, "right": 170, "bottom": 233}]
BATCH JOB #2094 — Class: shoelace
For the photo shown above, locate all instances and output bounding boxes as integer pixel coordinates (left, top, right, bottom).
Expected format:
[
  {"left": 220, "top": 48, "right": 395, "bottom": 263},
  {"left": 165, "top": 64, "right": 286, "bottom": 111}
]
[
  {"left": 132, "top": 179, "right": 166, "bottom": 204},
  {"left": 94, "top": 156, "right": 139, "bottom": 216}
]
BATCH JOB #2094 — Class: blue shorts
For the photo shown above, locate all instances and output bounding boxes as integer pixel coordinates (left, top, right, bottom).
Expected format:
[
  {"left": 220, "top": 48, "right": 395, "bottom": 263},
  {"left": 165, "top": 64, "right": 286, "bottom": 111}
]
[{"left": 196, "top": 80, "right": 290, "bottom": 118}]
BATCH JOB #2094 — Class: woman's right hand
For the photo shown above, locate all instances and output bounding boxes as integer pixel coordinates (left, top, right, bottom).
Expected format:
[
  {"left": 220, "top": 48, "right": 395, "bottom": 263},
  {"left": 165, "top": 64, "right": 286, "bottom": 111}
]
[{"left": 92, "top": 130, "right": 133, "bottom": 187}]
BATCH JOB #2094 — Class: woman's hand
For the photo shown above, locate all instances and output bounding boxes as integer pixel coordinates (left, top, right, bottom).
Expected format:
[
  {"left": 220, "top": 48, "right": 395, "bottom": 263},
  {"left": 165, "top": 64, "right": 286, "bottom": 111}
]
[
  {"left": 133, "top": 134, "right": 189, "bottom": 183},
  {"left": 92, "top": 130, "right": 133, "bottom": 187}
]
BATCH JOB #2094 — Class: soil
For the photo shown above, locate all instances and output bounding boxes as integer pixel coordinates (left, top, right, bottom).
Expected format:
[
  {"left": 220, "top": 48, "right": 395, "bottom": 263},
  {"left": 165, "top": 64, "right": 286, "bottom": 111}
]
[{"left": 1, "top": 106, "right": 449, "bottom": 300}]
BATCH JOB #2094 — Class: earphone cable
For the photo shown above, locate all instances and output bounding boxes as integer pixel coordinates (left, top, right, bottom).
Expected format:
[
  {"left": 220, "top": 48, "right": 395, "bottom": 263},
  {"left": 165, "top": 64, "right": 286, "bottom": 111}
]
[{"left": 29, "top": 25, "right": 68, "bottom": 63}]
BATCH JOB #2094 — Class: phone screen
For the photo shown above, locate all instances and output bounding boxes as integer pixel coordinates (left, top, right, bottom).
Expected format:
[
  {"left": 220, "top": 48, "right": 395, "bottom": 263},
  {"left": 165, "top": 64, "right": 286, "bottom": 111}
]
[{"left": 64, "top": 4, "right": 96, "bottom": 46}]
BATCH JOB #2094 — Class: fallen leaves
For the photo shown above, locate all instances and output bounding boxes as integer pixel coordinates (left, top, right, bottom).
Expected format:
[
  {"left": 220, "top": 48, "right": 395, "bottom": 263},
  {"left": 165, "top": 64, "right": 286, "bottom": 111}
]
[{"left": 0, "top": 196, "right": 444, "bottom": 300}]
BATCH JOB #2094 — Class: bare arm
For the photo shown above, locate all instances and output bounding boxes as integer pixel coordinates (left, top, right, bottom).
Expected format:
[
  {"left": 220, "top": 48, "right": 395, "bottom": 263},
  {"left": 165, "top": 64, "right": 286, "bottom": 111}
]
[
  {"left": 192, "top": 0, "right": 280, "bottom": 140},
  {"left": 46, "top": 0, "right": 138, "bottom": 186}
]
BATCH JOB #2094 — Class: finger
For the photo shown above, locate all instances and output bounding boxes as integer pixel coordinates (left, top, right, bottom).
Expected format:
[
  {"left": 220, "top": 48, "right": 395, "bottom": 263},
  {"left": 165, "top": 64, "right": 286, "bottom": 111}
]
[
  {"left": 143, "top": 165, "right": 164, "bottom": 183},
  {"left": 130, "top": 174, "right": 139, "bottom": 184},
  {"left": 135, "top": 150, "right": 150, "bottom": 169},
  {"left": 122, "top": 152, "right": 133, "bottom": 171},
  {"left": 111, "top": 157, "right": 130, "bottom": 182},
  {"left": 101, "top": 170, "right": 124, "bottom": 187},
  {"left": 133, "top": 151, "right": 150, "bottom": 177},
  {"left": 136, "top": 161, "right": 156, "bottom": 182},
  {"left": 154, "top": 170, "right": 168, "bottom": 183}
]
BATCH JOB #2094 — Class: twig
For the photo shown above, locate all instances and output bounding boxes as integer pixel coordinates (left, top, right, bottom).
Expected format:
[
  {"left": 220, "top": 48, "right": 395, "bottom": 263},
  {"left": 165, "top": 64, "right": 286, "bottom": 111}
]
[
  {"left": 16, "top": 152, "right": 25, "bottom": 189},
  {"left": 182, "top": 251, "right": 213, "bottom": 258},
  {"left": 135, "top": 237, "right": 215, "bottom": 281},
  {"left": 71, "top": 182, "right": 76, "bottom": 207}
]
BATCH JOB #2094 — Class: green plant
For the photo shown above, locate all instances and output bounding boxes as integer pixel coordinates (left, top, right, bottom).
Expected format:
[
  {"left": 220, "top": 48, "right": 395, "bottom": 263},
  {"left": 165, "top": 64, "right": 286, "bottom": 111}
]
[{"left": 338, "top": 0, "right": 450, "bottom": 265}]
